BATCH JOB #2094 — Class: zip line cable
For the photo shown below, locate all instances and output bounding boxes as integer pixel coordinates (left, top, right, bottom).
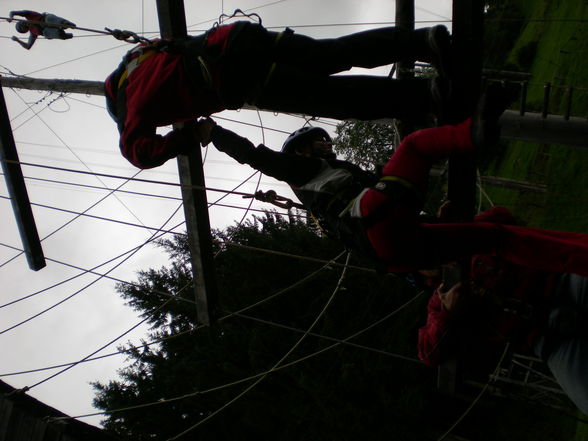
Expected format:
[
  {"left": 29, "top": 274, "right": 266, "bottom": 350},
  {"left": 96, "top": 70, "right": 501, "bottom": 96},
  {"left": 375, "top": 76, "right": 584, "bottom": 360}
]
[
  {"left": 9, "top": 15, "right": 581, "bottom": 46},
  {"left": 166, "top": 252, "right": 352, "bottom": 440},
  {"left": 50, "top": 287, "right": 423, "bottom": 423},
  {"left": 0, "top": 16, "right": 151, "bottom": 44},
  {"left": 2, "top": 12, "right": 582, "bottom": 78}
]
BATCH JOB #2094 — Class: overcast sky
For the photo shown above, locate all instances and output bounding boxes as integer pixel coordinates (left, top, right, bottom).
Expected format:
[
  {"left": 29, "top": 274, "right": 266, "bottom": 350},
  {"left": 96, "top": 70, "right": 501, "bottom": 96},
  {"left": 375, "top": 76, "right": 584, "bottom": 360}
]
[{"left": 0, "top": 0, "right": 451, "bottom": 428}]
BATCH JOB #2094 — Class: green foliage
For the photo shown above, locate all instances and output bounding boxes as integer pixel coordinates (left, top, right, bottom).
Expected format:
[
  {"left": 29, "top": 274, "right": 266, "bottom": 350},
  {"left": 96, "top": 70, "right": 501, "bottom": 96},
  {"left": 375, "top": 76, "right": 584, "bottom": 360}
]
[
  {"left": 483, "top": 0, "right": 526, "bottom": 70},
  {"left": 515, "top": 40, "right": 539, "bottom": 71},
  {"left": 333, "top": 120, "right": 396, "bottom": 172},
  {"left": 93, "top": 213, "right": 434, "bottom": 440}
]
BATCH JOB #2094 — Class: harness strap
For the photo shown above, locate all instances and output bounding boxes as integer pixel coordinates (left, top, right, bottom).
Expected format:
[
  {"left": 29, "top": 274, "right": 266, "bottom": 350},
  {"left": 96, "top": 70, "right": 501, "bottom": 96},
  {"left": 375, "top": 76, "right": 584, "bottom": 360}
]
[
  {"left": 118, "top": 48, "right": 157, "bottom": 89},
  {"left": 196, "top": 56, "right": 213, "bottom": 89},
  {"left": 338, "top": 175, "right": 421, "bottom": 221}
]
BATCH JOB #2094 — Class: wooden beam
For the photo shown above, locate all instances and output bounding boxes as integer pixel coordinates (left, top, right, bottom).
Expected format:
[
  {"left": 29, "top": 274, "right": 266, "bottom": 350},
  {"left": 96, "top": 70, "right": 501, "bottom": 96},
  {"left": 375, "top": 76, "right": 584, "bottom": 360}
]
[
  {"left": 156, "top": 0, "right": 217, "bottom": 325},
  {"left": 395, "top": 0, "right": 415, "bottom": 79},
  {"left": 394, "top": 0, "right": 416, "bottom": 138},
  {"left": 0, "top": 76, "right": 46, "bottom": 271},
  {"left": 446, "top": 0, "right": 484, "bottom": 221},
  {"left": 500, "top": 110, "right": 588, "bottom": 148},
  {"left": 1, "top": 76, "right": 104, "bottom": 96}
]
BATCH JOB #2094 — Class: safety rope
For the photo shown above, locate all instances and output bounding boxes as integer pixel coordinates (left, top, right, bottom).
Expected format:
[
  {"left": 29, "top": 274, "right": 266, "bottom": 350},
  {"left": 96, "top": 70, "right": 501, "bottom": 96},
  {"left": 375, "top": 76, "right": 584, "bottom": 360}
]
[
  {"left": 1, "top": 16, "right": 151, "bottom": 44},
  {"left": 243, "top": 189, "right": 305, "bottom": 211}
]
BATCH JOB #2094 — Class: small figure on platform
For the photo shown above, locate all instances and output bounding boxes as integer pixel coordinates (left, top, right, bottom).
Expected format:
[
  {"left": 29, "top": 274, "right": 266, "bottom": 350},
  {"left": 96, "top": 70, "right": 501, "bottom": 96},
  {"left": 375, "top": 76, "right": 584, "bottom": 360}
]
[
  {"left": 8, "top": 10, "right": 76, "bottom": 50},
  {"left": 104, "top": 21, "right": 452, "bottom": 168}
]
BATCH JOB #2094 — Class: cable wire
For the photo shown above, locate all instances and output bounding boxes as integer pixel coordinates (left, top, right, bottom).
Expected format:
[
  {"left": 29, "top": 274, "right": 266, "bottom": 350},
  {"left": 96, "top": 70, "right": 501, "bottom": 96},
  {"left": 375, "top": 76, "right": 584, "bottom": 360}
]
[
  {"left": 0, "top": 203, "right": 185, "bottom": 336},
  {"left": 0, "top": 195, "right": 184, "bottom": 236},
  {"left": 1, "top": 251, "right": 347, "bottom": 377},
  {"left": 9, "top": 88, "right": 150, "bottom": 233},
  {"left": 20, "top": 204, "right": 192, "bottom": 391},
  {"left": 166, "top": 252, "right": 352, "bottom": 440},
  {"left": 2, "top": 173, "right": 303, "bottom": 218},
  {"left": 0, "top": 166, "right": 144, "bottom": 270},
  {"left": 1, "top": 158, "right": 302, "bottom": 213},
  {"left": 226, "top": 310, "right": 420, "bottom": 363},
  {"left": 50, "top": 288, "right": 423, "bottom": 422},
  {"left": 437, "top": 343, "right": 511, "bottom": 441}
]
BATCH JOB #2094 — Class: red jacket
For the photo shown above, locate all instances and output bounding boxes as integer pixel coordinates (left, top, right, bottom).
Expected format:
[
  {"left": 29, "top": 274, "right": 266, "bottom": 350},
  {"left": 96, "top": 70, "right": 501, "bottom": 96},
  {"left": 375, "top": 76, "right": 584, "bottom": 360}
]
[
  {"left": 104, "top": 24, "right": 237, "bottom": 169},
  {"left": 20, "top": 11, "right": 44, "bottom": 36},
  {"left": 417, "top": 207, "right": 556, "bottom": 367}
]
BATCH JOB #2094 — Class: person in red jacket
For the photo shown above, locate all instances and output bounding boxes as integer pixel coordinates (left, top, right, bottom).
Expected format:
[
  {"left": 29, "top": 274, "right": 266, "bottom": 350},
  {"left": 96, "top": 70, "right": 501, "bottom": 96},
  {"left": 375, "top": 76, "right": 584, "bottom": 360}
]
[
  {"left": 417, "top": 207, "right": 588, "bottom": 416},
  {"left": 104, "top": 21, "right": 451, "bottom": 169},
  {"left": 8, "top": 10, "right": 75, "bottom": 50}
]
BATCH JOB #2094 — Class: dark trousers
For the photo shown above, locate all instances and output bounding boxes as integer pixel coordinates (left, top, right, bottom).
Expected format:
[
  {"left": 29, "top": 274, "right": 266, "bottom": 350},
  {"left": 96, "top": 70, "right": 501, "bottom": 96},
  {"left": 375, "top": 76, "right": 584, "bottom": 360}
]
[{"left": 216, "top": 22, "right": 432, "bottom": 120}]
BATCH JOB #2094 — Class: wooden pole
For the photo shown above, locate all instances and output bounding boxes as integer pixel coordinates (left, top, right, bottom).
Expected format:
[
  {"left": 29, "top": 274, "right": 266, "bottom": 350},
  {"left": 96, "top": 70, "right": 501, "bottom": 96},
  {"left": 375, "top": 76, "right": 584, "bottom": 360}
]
[
  {"left": 394, "top": 0, "right": 415, "bottom": 138},
  {"left": 446, "top": 0, "right": 484, "bottom": 221},
  {"left": 0, "top": 76, "right": 46, "bottom": 271},
  {"left": 0, "top": 76, "right": 104, "bottom": 96},
  {"left": 156, "top": 0, "right": 217, "bottom": 325}
]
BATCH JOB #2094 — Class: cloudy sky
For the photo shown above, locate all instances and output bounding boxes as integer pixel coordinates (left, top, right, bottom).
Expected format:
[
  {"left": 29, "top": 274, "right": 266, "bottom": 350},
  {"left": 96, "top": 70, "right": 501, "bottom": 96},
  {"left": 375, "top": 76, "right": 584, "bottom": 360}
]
[{"left": 0, "top": 0, "right": 451, "bottom": 428}]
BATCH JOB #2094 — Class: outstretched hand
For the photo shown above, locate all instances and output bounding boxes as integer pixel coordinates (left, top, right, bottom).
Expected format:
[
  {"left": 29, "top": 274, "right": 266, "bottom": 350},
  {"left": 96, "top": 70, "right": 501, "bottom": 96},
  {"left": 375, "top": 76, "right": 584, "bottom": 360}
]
[{"left": 196, "top": 118, "right": 216, "bottom": 147}]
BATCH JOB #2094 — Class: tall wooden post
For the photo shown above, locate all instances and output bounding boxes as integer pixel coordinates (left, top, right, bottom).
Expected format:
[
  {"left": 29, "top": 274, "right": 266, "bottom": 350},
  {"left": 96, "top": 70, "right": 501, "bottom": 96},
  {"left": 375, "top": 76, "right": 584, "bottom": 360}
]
[
  {"left": 0, "top": 77, "right": 46, "bottom": 271},
  {"left": 156, "top": 0, "right": 217, "bottom": 325},
  {"left": 446, "top": 0, "right": 484, "bottom": 221},
  {"left": 395, "top": 0, "right": 415, "bottom": 138}
]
